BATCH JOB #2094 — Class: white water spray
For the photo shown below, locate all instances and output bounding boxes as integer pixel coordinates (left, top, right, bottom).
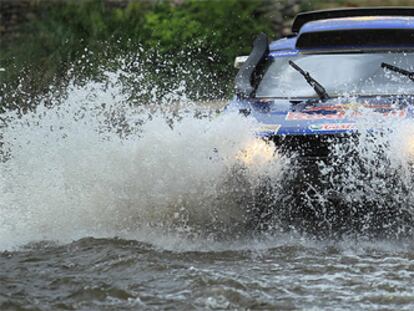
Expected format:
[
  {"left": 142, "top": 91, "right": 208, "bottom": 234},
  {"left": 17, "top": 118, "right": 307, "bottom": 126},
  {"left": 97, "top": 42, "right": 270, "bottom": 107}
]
[{"left": 0, "top": 70, "right": 286, "bottom": 250}]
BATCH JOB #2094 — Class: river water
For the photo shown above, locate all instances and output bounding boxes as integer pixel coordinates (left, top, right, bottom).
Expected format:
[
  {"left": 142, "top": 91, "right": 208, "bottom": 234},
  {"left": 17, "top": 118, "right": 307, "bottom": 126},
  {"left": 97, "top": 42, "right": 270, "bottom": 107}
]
[
  {"left": 1, "top": 70, "right": 414, "bottom": 310},
  {"left": 1, "top": 237, "right": 414, "bottom": 310}
]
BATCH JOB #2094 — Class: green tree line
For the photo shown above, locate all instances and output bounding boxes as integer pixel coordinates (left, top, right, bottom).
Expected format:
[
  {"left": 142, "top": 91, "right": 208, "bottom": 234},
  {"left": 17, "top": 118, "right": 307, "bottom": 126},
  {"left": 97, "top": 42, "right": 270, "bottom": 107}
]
[{"left": 1, "top": 0, "right": 278, "bottom": 105}]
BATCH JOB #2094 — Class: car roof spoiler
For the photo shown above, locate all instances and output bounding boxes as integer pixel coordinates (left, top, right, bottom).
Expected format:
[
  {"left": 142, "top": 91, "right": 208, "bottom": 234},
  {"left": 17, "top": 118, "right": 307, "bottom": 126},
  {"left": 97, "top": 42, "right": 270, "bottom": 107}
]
[
  {"left": 235, "top": 33, "right": 269, "bottom": 98},
  {"left": 292, "top": 7, "right": 414, "bottom": 33}
]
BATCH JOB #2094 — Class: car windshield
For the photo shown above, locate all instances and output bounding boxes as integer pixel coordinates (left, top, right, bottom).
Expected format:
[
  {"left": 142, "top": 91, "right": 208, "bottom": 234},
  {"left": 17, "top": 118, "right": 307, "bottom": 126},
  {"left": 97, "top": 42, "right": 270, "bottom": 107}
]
[{"left": 255, "top": 52, "right": 414, "bottom": 98}]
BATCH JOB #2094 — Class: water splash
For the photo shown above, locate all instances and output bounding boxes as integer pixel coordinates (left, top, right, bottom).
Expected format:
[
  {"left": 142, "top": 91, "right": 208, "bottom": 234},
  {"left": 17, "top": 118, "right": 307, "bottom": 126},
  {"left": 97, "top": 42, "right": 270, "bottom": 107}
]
[
  {"left": 279, "top": 113, "right": 414, "bottom": 238},
  {"left": 1, "top": 61, "right": 414, "bottom": 250},
  {"left": 0, "top": 69, "right": 286, "bottom": 250}
]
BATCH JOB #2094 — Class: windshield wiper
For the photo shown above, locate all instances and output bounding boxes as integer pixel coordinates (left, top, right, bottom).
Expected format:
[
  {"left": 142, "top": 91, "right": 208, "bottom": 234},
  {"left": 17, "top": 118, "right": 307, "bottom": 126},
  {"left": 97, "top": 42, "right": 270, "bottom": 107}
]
[
  {"left": 381, "top": 62, "right": 414, "bottom": 82},
  {"left": 288, "top": 60, "right": 329, "bottom": 101}
]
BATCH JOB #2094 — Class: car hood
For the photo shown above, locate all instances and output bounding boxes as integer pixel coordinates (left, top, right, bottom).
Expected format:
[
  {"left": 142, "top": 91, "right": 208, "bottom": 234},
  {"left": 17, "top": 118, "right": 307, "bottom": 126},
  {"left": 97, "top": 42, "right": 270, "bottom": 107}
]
[{"left": 235, "top": 96, "right": 414, "bottom": 137}]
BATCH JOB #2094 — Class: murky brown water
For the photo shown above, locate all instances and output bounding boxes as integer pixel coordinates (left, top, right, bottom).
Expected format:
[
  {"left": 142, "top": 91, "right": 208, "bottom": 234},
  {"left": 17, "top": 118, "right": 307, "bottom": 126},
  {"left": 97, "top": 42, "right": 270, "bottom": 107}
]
[{"left": 1, "top": 236, "right": 414, "bottom": 310}]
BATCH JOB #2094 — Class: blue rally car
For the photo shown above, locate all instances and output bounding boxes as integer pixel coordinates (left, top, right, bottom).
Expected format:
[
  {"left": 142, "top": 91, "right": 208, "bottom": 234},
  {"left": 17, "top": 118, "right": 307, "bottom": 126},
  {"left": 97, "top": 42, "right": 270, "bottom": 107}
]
[{"left": 227, "top": 8, "right": 414, "bottom": 236}]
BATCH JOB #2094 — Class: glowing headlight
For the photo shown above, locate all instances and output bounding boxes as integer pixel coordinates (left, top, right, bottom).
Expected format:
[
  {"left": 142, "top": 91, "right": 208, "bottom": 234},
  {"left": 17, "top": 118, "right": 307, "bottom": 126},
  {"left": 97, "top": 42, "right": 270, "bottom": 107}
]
[
  {"left": 408, "top": 139, "right": 414, "bottom": 158},
  {"left": 236, "top": 139, "right": 275, "bottom": 166}
]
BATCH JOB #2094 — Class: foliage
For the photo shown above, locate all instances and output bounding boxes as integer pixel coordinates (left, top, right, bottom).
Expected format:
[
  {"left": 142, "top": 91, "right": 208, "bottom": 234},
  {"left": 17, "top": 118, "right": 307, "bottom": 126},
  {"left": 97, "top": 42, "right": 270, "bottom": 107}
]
[{"left": 0, "top": 0, "right": 274, "bottom": 104}]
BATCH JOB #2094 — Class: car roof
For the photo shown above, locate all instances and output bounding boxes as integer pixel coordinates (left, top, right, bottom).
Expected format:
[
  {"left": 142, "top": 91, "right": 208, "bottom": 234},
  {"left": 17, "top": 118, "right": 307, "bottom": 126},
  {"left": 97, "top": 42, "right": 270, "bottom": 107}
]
[
  {"left": 269, "top": 37, "right": 296, "bottom": 51},
  {"left": 292, "top": 7, "right": 414, "bottom": 32},
  {"left": 300, "top": 16, "right": 414, "bottom": 33},
  {"left": 270, "top": 14, "right": 414, "bottom": 53}
]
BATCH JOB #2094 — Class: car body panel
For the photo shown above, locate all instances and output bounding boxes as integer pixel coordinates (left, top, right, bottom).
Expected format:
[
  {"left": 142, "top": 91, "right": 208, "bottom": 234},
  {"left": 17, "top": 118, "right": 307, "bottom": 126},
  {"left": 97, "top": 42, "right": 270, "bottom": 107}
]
[{"left": 227, "top": 96, "right": 414, "bottom": 137}]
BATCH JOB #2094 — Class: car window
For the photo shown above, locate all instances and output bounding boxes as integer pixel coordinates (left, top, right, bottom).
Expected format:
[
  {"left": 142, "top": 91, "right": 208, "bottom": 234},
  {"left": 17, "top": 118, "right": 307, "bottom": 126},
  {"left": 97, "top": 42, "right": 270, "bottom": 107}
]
[{"left": 255, "top": 52, "right": 414, "bottom": 98}]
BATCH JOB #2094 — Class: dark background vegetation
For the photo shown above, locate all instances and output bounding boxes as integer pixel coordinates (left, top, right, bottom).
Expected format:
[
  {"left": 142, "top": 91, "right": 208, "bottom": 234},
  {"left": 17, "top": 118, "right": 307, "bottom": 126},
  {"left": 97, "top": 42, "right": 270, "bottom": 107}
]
[{"left": 0, "top": 0, "right": 413, "bottom": 109}]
